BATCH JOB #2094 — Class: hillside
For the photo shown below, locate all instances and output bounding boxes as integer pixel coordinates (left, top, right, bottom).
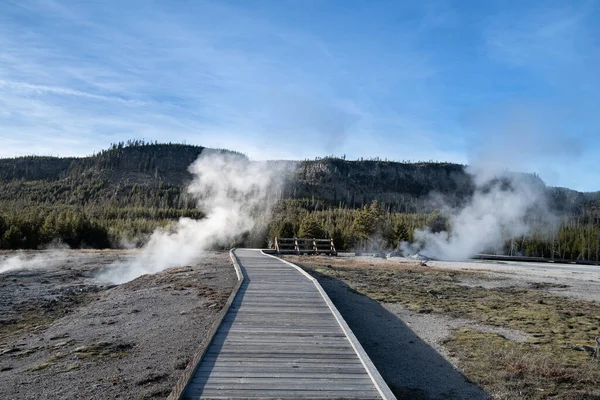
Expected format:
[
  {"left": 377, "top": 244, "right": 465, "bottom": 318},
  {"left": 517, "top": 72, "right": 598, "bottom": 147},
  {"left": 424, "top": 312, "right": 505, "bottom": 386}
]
[
  {"left": 0, "top": 141, "right": 597, "bottom": 213},
  {"left": 0, "top": 141, "right": 599, "bottom": 257},
  {"left": 1, "top": 143, "right": 475, "bottom": 208},
  {"left": 288, "top": 159, "right": 473, "bottom": 212},
  {"left": 0, "top": 141, "right": 241, "bottom": 209},
  {"left": 0, "top": 141, "right": 222, "bottom": 184}
]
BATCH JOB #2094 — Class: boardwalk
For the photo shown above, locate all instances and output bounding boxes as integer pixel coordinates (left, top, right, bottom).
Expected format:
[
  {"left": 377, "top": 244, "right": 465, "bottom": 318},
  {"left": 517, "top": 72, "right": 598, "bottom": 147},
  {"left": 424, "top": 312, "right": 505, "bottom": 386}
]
[{"left": 182, "top": 249, "right": 394, "bottom": 399}]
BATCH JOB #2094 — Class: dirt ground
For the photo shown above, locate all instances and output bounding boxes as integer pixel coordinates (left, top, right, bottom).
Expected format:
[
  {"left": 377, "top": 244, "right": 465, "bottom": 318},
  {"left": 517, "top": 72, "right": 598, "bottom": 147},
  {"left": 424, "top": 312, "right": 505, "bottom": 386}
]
[
  {"left": 286, "top": 255, "right": 600, "bottom": 400},
  {"left": 0, "top": 250, "right": 236, "bottom": 400}
]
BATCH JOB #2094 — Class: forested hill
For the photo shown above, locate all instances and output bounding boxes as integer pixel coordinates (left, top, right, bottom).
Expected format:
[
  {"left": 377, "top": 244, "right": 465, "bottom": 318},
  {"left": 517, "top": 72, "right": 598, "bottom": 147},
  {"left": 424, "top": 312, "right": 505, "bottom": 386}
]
[
  {"left": 289, "top": 158, "right": 472, "bottom": 212},
  {"left": 0, "top": 141, "right": 599, "bottom": 254},
  {"left": 0, "top": 141, "right": 597, "bottom": 213},
  {"left": 0, "top": 141, "right": 243, "bottom": 209},
  {"left": 0, "top": 141, "right": 231, "bottom": 185}
]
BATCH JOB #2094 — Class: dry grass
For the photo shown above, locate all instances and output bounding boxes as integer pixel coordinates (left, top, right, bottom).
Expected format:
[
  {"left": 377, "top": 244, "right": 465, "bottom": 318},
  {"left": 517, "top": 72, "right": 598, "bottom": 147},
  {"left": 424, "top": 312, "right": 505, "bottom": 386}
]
[
  {"left": 288, "top": 256, "right": 600, "bottom": 399},
  {"left": 446, "top": 328, "right": 600, "bottom": 400},
  {"left": 0, "top": 292, "right": 99, "bottom": 343},
  {"left": 72, "top": 341, "right": 133, "bottom": 359}
]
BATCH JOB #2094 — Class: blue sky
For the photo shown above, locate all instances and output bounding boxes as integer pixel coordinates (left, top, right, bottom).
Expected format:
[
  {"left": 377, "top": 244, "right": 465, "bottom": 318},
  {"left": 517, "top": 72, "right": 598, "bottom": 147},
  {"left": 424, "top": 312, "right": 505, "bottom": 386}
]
[{"left": 0, "top": 0, "right": 599, "bottom": 191}]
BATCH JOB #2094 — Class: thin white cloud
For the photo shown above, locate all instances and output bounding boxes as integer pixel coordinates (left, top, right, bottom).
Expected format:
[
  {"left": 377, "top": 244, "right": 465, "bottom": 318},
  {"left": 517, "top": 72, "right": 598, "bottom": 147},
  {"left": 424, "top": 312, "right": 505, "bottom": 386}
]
[
  {"left": 0, "top": 80, "right": 142, "bottom": 105},
  {"left": 0, "top": 0, "right": 443, "bottom": 162}
]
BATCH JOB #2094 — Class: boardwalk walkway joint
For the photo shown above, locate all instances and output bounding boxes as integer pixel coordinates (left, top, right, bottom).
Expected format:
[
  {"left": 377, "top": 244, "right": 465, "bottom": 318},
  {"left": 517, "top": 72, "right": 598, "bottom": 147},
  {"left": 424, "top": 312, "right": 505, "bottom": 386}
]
[{"left": 182, "top": 249, "right": 395, "bottom": 400}]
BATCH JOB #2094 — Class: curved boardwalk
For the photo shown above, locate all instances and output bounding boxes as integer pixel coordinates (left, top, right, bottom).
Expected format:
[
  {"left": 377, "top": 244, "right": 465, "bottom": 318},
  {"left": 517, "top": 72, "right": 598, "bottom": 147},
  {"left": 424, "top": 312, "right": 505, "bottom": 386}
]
[{"left": 182, "top": 249, "right": 394, "bottom": 400}]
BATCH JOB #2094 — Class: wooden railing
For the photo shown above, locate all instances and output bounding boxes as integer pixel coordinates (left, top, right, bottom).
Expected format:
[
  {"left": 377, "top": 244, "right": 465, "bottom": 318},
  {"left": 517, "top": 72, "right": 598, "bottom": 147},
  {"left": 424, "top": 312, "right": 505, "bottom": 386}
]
[{"left": 274, "top": 237, "right": 337, "bottom": 255}]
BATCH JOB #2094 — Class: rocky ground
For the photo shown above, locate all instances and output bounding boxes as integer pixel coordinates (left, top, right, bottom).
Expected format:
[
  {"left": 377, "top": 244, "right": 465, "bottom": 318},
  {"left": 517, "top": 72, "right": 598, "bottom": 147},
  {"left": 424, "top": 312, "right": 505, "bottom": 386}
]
[{"left": 0, "top": 250, "right": 236, "bottom": 400}]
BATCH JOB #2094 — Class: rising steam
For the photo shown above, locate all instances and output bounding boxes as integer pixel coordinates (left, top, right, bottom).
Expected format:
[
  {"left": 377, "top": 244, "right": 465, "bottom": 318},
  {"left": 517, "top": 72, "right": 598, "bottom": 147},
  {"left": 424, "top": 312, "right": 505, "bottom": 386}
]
[
  {"left": 403, "top": 168, "right": 551, "bottom": 260},
  {"left": 96, "top": 151, "right": 286, "bottom": 284},
  {"left": 401, "top": 105, "right": 575, "bottom": 261},
  {"left": 0, "top": 250, "right": 67, "bottom": 274}
]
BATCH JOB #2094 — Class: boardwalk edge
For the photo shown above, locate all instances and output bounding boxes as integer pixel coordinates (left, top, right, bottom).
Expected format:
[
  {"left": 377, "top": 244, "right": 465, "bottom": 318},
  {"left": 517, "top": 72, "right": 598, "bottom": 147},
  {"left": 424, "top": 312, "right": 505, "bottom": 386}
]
[
  {"left": 261, "top": 250, "right": 397, "bottom": 400},
  {"left": 168, "top": 249, "right": 245, "bottom": 400}
]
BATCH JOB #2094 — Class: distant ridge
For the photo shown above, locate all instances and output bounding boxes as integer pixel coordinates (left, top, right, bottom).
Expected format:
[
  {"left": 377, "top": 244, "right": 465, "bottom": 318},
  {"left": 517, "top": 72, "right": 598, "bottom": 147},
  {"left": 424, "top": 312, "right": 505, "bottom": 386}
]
[{"left": 0, "top": 141, "right": 597, "bottom": 214}]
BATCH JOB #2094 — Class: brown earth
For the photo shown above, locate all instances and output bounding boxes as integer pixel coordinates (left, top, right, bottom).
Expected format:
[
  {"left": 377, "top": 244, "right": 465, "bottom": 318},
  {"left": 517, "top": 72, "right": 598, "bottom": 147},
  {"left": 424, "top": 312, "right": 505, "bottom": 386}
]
[{"left": 0, "top": 250, "right": 236, "bottom": 400}]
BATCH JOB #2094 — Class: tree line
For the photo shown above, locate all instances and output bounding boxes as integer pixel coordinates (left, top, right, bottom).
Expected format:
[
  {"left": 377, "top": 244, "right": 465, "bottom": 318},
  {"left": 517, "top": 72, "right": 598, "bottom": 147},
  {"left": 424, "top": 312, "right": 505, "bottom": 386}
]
[
  {"left": 0, "top": 205, "right": 202, "bottom": 250},
  {"left": 267, "top": 199, "right": 600, "bottom": 262},
  {"left": 2, "top": 195, "right": 599, "bottom": 263}
]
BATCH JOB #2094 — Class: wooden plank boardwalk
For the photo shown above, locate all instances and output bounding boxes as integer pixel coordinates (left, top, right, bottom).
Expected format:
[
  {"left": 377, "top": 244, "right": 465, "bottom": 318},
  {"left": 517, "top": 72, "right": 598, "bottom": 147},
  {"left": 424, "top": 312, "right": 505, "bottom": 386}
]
[{"left": 182, "top": 249, "right": 395, "bottom": 399}]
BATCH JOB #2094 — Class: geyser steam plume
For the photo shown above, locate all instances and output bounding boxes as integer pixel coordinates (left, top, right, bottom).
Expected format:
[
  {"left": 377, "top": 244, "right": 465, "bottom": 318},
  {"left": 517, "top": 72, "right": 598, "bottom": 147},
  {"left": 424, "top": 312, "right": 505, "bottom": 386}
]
[
  {"left": 405, "top": 104, "right": 583, "bottom": 261},
  {"left": 404, "top": 167, "right": 552, "bottom": 260},
  {"left": 0, "top": 250, "right": 67, "bottom": 274},
  {"left": 97, "top": 151, "right": 285, "bottom": 284}
]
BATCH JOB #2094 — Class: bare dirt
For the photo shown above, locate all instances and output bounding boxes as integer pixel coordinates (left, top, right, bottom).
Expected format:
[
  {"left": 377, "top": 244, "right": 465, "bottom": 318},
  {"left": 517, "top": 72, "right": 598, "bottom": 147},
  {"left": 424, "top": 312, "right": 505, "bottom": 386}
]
[{"left": 0, "top": 250, "right": 236, "bottom": 400}]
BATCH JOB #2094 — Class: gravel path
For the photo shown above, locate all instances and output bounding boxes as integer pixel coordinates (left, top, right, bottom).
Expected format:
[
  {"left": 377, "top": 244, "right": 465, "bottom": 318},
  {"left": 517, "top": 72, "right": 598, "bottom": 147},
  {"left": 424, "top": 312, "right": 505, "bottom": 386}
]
[{"left": 0, "top": 250, "right": 235, "bottom": 400}]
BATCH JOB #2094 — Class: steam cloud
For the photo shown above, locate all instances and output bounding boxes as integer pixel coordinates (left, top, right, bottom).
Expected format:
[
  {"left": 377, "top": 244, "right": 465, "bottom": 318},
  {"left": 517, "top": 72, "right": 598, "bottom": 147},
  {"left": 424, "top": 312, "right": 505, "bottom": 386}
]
[
  {"left": 403, "top": 168, "right": 551, "bottom": 260},
  {"left": 96, "top": 151, "right": 285, "bottom": 284},
  {"left": 400, "top": 104, "right": 579, "bottom": 261},
  {"left": 0, "top": 250, "right": 67, "bottom": 274}
]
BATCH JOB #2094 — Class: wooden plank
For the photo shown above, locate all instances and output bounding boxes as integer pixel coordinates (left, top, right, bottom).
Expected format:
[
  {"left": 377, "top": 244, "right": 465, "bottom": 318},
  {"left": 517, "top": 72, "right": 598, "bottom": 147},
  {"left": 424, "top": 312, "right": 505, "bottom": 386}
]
[
  {"left": 197, "top": 367, "right": 367, "bottom": 373},
  {"left": 217, "top": 324, "right": 344, "bottom": 331},
  {"left": 226, "top": 312, "right": 334, "bottom": 317},
  {"left": 184, "top": 389, "right": 380, "bottom": 399},
  {"left": 239, "top": 291, "right": 320, "bottom": 296},
  {"left": 213, "top": 331, "right": 347, "bottom": 337},
  {"left": 195, "top": 370, "right": 369, "bottom": 376},
  {"left": 201, "top": 355, "right": 369, "bottom": 364},
  {"left": 213, "top": 342, "right": 352, "bottom": 349},
  {"left": 198, "top": 367, "right": 368, "bottom": 375},
  {"left": 222, "top": 317, "right": 340, "bottom": 324},
  {"left": 205, "top": 351, "right": 358, "bottom": 358},
  {"left": 207, "top": 344, "right": 354, "bottom": 351},
  {"left": 195, "top": 376, "right": 375, "bottom": 384},
  {"left": 212, "top": 332, "right": 347, "bottom": 338},
  {"left": 192, "top": 381, "right": 375, "bottom": 391},
  {"left": 223, "top": 321, "right": 339, "bottom": 326},
  {"left": 214, "top": 338, "right": 351, "bottom": 345},
  {"left": 227, "top": 308, "right": 328, "bottom": 313},
  {"left": 198, "top": 361, "right": 365, "bottom": 368},
  {"left": 189, "top": 381, "right": 379, "bottom": 390},
  {"left": 203, "top": 353, "right": 361, "bottom": 360},
  {"left": 231, "top": 299, "right": 325, "bottom": 303},
  {"left": 194, "top": 372, "right": 371, "bottom": 379}
]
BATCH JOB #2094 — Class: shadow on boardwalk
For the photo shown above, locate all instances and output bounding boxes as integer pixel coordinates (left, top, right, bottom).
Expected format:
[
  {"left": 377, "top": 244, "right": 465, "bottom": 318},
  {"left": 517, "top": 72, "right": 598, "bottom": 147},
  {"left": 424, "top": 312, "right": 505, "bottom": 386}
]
[{"left": 316, "top": 277, "right": 490, "bottom": 400}]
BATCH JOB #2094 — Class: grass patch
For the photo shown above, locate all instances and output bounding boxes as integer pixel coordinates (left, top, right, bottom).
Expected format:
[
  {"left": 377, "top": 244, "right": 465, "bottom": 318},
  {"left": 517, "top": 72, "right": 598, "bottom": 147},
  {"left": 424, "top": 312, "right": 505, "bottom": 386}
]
[
  {"left": 0, "top": 312, "right": 56, "bottom": 342},
  {"left": 63, "top": 364, "right": 80, "bottom": 372},
  {"left": 73, "top": 341, "right": 133, "bottom": 359},
  {"left": 0, "top": 292, "right": 100, "bottom": 342},
  {"left": 29, "top": 360, "right": 54, "bottom": 371},
  {"left": 528, "top": 282, "right": 570, "bottom": 290},
  {"left": 298, "top": 262, "right": 600, "bottom": 346},
  {"left": 293, "top": 258, "right": 600, "bottom": 399},
  {"left": 28, "top": 354, "right": 63, "bottom": 371},
  {"left": 445, "top": 328, "right": 600, "bottom": 400}
]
